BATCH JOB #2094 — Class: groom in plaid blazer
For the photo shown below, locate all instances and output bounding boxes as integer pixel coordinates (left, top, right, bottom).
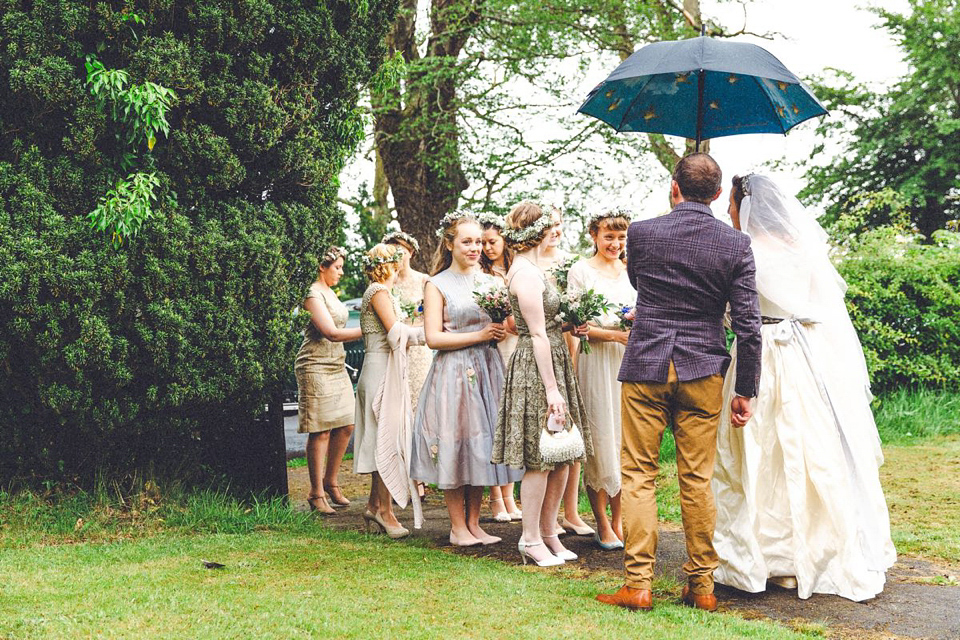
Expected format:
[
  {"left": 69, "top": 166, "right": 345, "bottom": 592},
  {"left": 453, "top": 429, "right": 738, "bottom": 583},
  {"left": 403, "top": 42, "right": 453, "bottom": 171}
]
[{"left": 597, "top": 153, "right": 762, "bottom": 612}]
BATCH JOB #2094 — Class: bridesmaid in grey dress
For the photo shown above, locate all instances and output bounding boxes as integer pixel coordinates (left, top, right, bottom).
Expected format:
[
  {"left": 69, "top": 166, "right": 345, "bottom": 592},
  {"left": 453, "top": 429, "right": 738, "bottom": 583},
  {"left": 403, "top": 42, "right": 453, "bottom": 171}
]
[{"left": 411, "top": 213, "right": 522, "bottom": 547}]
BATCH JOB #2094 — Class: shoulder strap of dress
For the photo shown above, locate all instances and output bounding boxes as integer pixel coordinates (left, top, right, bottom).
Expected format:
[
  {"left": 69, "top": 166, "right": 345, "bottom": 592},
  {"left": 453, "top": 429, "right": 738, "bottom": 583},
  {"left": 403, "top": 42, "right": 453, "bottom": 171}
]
[{"left": 506, "top": 257, "right": 543, "bottom": 288}]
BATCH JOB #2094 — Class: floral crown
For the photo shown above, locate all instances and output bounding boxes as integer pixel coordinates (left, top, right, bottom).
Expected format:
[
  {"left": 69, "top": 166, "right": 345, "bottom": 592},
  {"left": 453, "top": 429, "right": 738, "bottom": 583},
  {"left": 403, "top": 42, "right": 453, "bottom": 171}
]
[
  {"left": 502, "top": 205, "right": 555, "bottom": 244},
  {"left": 320, "top": 245, "right": 347, "bottom": 265},
  {"left": 476, "top": 211, "right": 506, "bottom": 230},
  {"left": 435, "top": 210, "right": 478, "bottom": 238},
  {"left": 587, "top": 209, "right": 632, "bottom": 228},
  {"left": 361, "top": 248, "right": 402, "bottom": 271},
  {"left": 381, "top": 230, "right": 420, "bottom": 254}
]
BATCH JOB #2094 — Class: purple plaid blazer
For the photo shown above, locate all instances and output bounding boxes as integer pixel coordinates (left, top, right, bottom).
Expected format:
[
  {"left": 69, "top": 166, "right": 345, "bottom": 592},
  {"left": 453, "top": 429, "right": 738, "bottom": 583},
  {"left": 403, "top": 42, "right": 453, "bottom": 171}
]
[{"left": 617, "top": 201, "right": 762, "bottom": 398}]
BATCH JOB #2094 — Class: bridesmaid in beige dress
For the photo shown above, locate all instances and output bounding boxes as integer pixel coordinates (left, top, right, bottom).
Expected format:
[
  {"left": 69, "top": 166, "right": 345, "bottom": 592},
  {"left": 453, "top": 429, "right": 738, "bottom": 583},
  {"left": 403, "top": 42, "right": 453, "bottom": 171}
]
[
  {"left": 296, "top": 247, "right": 363, "bottom": 514},
  {"left": 567, "top": 212, "right": 635, "bottom": 550},
  {"left": 479, "top": 212, "right": 522, "bottom": 523}
]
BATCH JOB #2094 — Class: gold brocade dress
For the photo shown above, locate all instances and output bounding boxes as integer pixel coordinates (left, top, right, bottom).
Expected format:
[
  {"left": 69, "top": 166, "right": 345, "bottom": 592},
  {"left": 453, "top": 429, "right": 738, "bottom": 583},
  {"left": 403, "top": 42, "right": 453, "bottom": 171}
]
[{"left": 294, "top": 283, "right": 355, "bottom": 433}]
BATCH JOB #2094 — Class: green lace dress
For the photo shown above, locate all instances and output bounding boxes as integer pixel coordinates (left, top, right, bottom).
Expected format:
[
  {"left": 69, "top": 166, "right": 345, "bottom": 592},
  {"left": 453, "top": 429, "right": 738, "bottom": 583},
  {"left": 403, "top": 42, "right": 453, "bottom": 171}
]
[{"left": 492, "top": 270, "right": 591, "bottom": 471}]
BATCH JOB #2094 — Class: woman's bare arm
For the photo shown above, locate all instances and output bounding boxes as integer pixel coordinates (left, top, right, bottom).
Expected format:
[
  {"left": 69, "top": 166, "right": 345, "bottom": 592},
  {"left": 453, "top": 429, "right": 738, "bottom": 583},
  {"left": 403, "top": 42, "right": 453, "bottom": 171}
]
[{"left": 304, "top": 295, "right": 362, "bottom": 342}]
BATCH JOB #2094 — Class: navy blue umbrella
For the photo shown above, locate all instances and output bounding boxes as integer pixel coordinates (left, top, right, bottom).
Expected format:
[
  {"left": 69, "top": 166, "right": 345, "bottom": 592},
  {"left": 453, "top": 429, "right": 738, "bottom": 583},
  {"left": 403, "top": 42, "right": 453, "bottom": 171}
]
[{"left": 578, "top": 36, "right": 827, "bottom": 149}]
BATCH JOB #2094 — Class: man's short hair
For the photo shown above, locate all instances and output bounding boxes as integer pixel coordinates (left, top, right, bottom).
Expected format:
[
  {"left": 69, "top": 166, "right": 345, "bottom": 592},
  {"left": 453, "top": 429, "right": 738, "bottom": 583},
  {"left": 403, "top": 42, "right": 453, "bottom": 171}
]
[{"left": 672, "top": 153, "right": 722, "bottom": 204}]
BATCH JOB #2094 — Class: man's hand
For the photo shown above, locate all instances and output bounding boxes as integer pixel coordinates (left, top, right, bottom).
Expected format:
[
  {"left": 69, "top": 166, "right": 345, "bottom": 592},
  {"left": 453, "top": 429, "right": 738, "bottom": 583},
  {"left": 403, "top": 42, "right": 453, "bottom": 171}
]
[{"left": 730, "top": 395, "right": 754, "bottom": 428}]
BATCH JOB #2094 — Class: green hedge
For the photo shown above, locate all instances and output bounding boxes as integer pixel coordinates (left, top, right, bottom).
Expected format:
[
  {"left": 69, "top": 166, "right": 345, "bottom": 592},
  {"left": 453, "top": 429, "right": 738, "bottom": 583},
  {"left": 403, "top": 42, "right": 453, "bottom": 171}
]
[
  {"left": 0, "top": 0, "right": 397, "bottom": 485},
  {"left": 838, "top": 228, "right": 960, "bottom": 392}
]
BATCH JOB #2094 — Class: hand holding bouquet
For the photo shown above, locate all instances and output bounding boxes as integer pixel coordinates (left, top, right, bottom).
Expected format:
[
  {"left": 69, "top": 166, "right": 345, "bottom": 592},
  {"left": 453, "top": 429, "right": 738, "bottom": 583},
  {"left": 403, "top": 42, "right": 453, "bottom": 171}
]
[
  {"left": 615, "top": 306, "right": 635, "bottom": 331},
  {"left": 559, "top": 288, "right": 610, "bottom": 354},
  {"left": 472, "top": 275, "right": 512, "bottom": 323}
]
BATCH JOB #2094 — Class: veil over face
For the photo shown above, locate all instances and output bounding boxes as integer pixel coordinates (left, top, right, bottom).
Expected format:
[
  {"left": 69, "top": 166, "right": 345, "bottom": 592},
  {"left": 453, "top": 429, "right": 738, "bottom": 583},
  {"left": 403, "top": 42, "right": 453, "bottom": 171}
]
[{"left": 738, "top": 175, "right": 846, "bottom": 320}]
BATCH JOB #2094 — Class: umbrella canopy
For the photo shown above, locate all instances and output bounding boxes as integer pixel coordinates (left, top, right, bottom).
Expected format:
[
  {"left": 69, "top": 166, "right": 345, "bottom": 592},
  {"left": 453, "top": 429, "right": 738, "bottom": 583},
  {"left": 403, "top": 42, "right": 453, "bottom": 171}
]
[{"left": 578, "top": 36, "right": 827, "bottom": 147}]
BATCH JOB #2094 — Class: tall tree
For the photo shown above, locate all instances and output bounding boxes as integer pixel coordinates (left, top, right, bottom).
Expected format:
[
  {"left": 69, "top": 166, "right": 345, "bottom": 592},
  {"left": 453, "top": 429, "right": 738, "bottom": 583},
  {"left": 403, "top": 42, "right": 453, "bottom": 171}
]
[
  {"left": 369, "top": 0, "right": 772, "bottom": 262},
  {"left": 799, "top": 0, "right": 960, "bottom": 239}
]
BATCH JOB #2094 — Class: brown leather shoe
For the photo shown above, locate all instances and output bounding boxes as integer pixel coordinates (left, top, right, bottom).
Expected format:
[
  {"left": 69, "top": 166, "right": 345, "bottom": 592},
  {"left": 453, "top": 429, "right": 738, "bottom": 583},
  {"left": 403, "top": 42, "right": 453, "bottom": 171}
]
[
  {"left": 681, "top": 585, "right": 717, "bottom": 612},
  {"left": 595, "top": 585, "right": 653, "bottom": 611}
]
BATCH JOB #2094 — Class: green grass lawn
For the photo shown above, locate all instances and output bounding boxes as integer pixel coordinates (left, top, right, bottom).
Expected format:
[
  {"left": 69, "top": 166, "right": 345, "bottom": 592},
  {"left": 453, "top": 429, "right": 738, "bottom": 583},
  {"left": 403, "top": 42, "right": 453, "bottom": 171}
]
[
  {"left": 2, "top": 389, "right": 956, "bottom": 638},
  {"left": 0, "top": 492, "right": 815, "bottom": 640}
]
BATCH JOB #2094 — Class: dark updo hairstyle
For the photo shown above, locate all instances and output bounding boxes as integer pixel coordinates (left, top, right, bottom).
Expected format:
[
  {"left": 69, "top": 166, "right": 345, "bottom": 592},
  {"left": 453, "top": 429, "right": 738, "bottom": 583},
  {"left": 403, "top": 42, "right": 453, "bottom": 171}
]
[
  {"left": 673, "top": 152, "right": 722, "bottom": 205},
  {"left": 503, "top": 202, "right": 550, "bottom": 253},
  {"left": 731, "top": 174, "right": 748, "bottom": 212}
]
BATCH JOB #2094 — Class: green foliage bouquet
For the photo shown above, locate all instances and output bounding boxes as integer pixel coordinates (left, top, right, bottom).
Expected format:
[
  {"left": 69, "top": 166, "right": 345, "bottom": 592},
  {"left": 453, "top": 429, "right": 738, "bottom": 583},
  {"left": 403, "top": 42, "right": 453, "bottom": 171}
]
[
  {"left": 558, "top": 289, "right": 610, "bottom": 354},
  {"left": 549, "top": 255, "right": 581, "bottom": 293}
]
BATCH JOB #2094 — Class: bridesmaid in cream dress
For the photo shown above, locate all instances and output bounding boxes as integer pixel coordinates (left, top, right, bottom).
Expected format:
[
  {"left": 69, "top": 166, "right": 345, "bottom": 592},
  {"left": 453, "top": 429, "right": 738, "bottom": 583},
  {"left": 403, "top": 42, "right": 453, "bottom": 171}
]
[
  {"left": 295, "top": 247, "right": 363, "bottom": 514},
  {"left": 353, "top": 244, "right": 418, "bottom": 539},
  {"left": 567, "top": 212, "right": 635, "bottom": 550},
  {"left": 383, "top": 231, "right": 433, "bottom": 413},
  {"left": 479, "top": 212, "right": 522, "bottom": 522}
]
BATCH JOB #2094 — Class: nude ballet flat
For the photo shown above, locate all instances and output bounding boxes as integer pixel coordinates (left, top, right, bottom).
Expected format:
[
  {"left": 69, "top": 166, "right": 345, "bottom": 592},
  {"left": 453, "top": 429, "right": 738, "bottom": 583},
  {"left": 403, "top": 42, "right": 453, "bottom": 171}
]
[{"left": 560, "top": 518, "right": 595, "bottom": 536}]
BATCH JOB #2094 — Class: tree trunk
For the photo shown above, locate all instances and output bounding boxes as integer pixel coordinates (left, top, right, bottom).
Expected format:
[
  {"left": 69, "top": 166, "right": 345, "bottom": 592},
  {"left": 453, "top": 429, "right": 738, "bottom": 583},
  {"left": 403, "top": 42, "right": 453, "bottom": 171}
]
[{"left": 372, "top": 0, "right": 481, "bottom": 270}]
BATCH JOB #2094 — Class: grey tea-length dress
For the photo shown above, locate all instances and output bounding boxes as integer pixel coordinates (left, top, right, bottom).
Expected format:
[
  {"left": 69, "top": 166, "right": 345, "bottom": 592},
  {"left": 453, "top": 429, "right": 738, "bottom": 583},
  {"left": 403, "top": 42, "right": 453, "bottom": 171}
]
[{"left": 410, "top": 270, "right": 523, "bottom": 489}]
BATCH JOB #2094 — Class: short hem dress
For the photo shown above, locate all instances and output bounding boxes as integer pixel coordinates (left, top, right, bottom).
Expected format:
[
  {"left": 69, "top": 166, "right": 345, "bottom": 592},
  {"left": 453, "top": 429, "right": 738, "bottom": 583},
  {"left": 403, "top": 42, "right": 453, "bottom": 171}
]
[{"left": 295, "top": 283, "right": 355, "bottom": 434}]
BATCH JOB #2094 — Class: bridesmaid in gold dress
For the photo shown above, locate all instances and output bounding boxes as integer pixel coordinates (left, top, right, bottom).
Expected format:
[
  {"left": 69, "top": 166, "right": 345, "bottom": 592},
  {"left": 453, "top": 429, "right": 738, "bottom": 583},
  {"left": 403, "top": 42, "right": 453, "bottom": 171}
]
[{"left": 295, "top": 246, "right": 362, "bottom": 514}]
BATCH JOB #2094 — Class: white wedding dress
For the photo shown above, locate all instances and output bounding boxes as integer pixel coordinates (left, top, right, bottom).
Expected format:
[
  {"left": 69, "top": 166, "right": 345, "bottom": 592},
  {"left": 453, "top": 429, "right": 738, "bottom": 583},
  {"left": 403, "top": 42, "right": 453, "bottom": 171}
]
[{"left": 712, "top": 176, "right": 897, "bottom": 602}]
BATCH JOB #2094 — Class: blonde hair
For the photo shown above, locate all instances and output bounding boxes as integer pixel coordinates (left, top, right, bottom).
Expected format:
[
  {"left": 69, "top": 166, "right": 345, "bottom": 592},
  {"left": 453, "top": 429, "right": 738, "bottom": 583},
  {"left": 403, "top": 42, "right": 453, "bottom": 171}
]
[
  {"left": 431, "top": 215, "right": 481, "bottom": 275},
  {"left": 503, "top": 202, "right": 550, "bottom": 252},
  {"left": 364, "top": 243, "right": 400, "bottom": 283}
]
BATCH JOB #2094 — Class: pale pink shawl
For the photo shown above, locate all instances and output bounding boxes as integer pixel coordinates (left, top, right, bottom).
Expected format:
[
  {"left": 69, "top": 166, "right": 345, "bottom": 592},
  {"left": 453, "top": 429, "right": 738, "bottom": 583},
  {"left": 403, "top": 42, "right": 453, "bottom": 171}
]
[{"left": 373, "top": 322, "right": 426, "bottom": 528}]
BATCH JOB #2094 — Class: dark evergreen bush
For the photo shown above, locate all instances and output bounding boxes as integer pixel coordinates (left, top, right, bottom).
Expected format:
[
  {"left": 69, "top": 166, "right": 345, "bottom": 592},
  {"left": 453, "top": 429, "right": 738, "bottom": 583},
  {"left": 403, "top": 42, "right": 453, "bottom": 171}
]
[
  {"left": 0, "top": 0, "right": 397, "bottom": 485},
  {"left": 839, "top": 229, "right": 960, "bottom": 393}
]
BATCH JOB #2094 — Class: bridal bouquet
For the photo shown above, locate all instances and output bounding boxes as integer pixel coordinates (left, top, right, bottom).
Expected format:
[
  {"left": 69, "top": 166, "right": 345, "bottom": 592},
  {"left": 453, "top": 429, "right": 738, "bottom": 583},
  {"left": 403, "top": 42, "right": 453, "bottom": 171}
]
[
  {"left": 558, "top": 288, "right": 610, "bottom": 354},
  {"left": 615, "top": 305, "right": 634, "bottom": 331},
  {"left": 472, "top": 275, "right": 512, "bottom": 323},
  {"left": 548, "top": 255, "right": 581, "bottom": 293}
]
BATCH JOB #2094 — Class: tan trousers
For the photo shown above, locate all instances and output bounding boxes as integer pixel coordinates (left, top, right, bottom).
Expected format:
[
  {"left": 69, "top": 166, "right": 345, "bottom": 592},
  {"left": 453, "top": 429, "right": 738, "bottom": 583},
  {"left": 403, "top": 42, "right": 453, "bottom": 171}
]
[{"left": 621, "top": 361, "right": 723, "bottom": 595}]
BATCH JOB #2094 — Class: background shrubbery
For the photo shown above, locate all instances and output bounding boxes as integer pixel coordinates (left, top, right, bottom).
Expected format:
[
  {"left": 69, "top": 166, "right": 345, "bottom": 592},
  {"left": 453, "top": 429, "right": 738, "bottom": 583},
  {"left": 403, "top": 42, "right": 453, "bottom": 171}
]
[
  {"left": 0, "top": 0, "right": 397, "bottom": 486},
  {"left": 832, "top": 204, "right": 960, "bottom": 393}
]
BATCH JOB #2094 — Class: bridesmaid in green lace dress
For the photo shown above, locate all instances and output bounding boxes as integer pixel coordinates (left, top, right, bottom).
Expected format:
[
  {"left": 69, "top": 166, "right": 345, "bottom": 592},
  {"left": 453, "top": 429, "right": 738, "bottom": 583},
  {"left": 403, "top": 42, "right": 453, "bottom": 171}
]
[{"left": 492, "top": 202, "right": 592, "bottom": 567}]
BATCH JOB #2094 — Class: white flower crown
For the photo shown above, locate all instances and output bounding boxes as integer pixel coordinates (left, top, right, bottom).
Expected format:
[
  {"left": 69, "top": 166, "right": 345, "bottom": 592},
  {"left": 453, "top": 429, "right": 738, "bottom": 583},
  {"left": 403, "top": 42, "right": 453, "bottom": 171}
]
[
  {"left": 502, "top": 207, "right": 555, "bottom": 244},
  {"left": 361, "top": 249, "right": 402, "bottom": 271},
  {"left": 435, "top": 210, "right": 478, "bottom": 238},
  {"left": 587, "top": 209, "right": 633, "bottom": 228},
  {"left": 476, "top": 211, "right": 506, "bottom": 230},
  {"left": 321, "top": 245, "right": 347, "bottom": 265},
  {"left": 381, "top": 230, "right": 420, "bottom": 254}
]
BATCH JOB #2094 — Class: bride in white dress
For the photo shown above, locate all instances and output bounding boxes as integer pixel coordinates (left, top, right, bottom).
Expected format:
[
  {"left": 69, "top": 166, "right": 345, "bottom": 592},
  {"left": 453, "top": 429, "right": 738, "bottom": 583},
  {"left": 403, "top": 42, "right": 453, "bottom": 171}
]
[{"left": 713, "top": 174, "right": 896, "bottom": 602}]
